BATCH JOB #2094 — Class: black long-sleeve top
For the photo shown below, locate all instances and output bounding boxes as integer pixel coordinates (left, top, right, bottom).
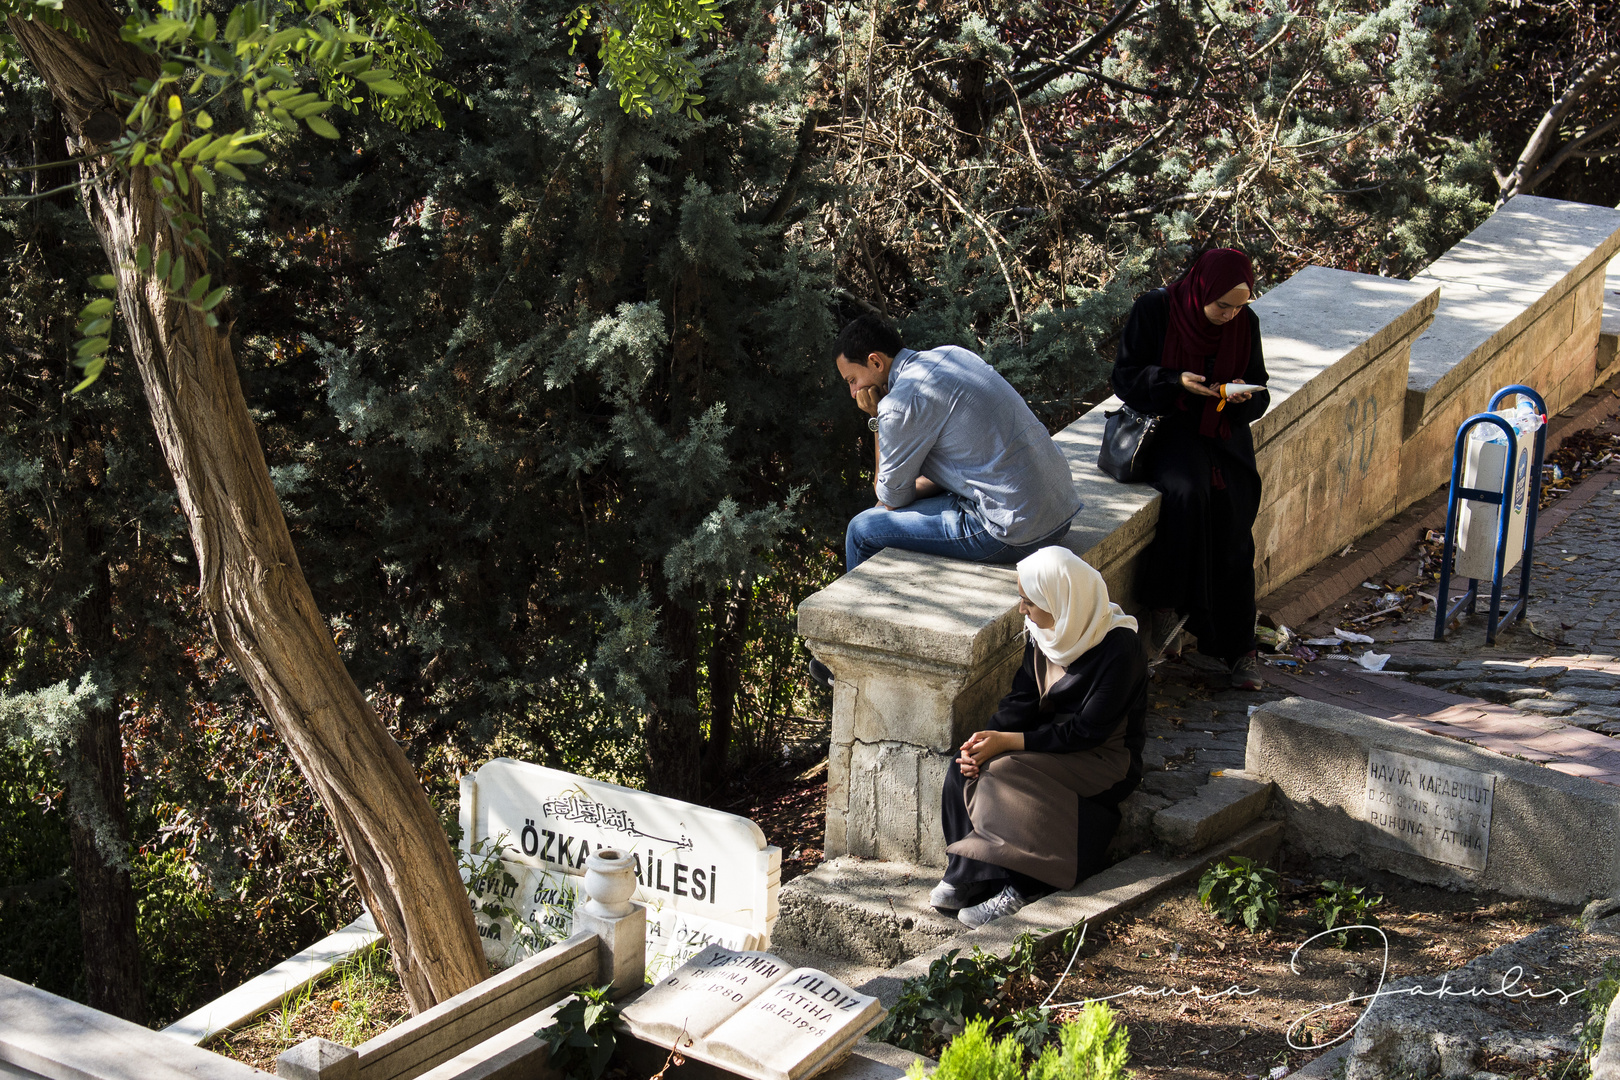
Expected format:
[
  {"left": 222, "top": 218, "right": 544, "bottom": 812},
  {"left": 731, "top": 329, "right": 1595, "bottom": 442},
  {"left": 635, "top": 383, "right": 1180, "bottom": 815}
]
[
  {"left": 986, "top": 627, "right": 1148, "bottom": 804},
  {"left": 1110, "top": 289, "right": 1270, "bottom": 428}
]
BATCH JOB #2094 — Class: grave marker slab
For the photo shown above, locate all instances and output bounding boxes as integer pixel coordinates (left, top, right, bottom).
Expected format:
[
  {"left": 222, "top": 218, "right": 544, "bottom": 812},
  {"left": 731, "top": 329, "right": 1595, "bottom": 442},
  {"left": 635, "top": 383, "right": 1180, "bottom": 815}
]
[
  {"left": 620, "top": 946, "right": 789, "bottom": 1045},
  {"left": 460, "top": 759, "right": 780, "bottom": 974},
  {"left": 618, "top": 945, "right": 885, "bottom": 1080},
  {"left": 704, "top": 969, "right": 884, "bottom": 1080},
  {"left": 1362, "top": 748, "right": 1495, "bottom": 870}
]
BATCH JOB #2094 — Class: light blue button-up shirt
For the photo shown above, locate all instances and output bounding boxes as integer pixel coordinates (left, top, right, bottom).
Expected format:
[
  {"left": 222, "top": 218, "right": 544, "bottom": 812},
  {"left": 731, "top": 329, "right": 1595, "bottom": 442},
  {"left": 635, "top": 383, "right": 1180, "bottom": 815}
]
[{"left": 874, "top": 346, "right": 1081, "bottom": 545}]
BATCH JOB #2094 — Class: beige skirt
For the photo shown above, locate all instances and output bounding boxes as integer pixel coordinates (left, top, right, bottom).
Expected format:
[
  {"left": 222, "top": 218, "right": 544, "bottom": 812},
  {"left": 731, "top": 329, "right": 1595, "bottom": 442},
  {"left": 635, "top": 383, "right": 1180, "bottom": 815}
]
[{"left": 944, "top": 729, "right": 1131, "bottom": 890}]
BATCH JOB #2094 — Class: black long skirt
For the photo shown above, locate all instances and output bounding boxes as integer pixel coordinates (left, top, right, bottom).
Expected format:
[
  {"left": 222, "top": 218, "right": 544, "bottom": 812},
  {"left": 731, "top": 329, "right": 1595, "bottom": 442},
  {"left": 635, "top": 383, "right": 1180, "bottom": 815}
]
[{"left": 1136, "top": 419, "right": 1261, "bottom": 664}]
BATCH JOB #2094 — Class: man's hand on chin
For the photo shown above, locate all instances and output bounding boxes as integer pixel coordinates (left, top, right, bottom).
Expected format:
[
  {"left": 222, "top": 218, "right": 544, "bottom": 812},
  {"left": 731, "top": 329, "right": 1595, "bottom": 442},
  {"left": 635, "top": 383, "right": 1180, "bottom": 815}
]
[{"left": 855, "top": 386, "right": 882, "bottom": 416}]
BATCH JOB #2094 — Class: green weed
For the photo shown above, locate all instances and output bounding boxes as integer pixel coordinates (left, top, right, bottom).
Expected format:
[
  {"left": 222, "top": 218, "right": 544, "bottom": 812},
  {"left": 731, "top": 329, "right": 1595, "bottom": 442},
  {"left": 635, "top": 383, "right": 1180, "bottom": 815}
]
[
  {"left": 1313, "top": 880, "right": 1382, "bottom": 948},
  {"left": 1197, "top": 856, "right": 1280, "bottom": 932},
  {"left": 538, "top": 985, "right": 619, "bottom": 1080},
  {"left": 871, "top": 948, "right": 1006, "bottom": 1053},
  {"left": 1578, "top": 959, "right": 1620, "bottom": 1066},
  {"left": 327, "top": 945, "right": 401, "bottom": 1046}
]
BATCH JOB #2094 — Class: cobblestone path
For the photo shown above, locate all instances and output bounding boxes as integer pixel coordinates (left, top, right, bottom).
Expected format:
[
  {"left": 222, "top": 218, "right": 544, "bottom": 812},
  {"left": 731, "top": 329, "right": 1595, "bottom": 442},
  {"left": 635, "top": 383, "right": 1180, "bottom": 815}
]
[{"left": 1527, "top": 476, "right": 1620, "bottom": 652}]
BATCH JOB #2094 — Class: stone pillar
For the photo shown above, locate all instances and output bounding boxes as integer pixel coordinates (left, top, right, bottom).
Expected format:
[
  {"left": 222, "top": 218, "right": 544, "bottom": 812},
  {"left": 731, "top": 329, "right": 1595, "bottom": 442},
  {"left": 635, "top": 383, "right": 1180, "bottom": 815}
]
[
  {"left": 573, "top": 848, "right": 646, "bottom": 997},
  {"left": 800, "top": 552, "right": 1025, "bottom": 864},
  {"left": 277, "top": 1037, "right": 357, "bottom": 1079}
]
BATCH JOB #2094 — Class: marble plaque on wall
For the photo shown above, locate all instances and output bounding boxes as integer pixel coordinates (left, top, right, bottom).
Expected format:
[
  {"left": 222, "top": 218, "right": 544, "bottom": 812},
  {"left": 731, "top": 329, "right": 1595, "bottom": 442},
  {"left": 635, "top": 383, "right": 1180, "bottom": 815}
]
[{"left": 1362, "top": 748, "right": 1495, "bottom": 870}]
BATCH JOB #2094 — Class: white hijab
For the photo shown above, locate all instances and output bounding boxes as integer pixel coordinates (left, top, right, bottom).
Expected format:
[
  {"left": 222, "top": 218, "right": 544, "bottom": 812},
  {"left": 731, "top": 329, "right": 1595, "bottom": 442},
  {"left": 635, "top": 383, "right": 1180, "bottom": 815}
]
[{"left": 1017, "top": 547, "right": 1137, "bottom": 668}]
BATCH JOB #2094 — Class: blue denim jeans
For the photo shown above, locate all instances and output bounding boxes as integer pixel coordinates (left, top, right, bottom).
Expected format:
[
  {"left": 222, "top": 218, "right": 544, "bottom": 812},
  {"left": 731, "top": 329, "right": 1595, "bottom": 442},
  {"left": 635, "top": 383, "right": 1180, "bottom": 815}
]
[{"left": 844, "top": 494, "right": 1076, "bottom": 571}]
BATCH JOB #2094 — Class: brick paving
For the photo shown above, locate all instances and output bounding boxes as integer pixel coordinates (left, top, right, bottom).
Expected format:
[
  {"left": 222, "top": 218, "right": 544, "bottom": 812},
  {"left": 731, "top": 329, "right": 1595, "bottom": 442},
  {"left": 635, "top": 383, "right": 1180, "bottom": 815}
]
[{"left": 1141, "top": 382, "right": 1620, "bottom": 791}]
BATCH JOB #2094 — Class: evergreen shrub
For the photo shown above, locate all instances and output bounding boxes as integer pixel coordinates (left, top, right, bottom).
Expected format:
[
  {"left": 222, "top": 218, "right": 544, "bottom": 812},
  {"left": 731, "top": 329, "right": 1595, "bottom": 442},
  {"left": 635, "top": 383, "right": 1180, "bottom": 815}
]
[{"left": 907, "top": 1004, "right": 1132, "bottom": 1080}]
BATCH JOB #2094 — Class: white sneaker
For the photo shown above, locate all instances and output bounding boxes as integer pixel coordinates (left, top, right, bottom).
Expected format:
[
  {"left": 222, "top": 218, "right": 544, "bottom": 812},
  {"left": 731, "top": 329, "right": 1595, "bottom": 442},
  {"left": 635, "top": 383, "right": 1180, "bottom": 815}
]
[
  {"left": 929, "top": 881, "right": 966, "bottom": 911},
  {"left": 958, "top": 884, "right": 1028, "bottom": 928}
]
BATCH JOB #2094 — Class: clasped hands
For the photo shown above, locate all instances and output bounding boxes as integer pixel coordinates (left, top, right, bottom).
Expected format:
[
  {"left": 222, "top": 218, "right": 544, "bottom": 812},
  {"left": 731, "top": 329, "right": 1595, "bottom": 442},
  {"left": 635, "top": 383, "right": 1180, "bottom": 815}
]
[
  {"left": 956, "top": 729, "right": 1025, "bottom": 778},
  {"left": 1179, "top": 371, "right": 1254, "bottom": 404}
]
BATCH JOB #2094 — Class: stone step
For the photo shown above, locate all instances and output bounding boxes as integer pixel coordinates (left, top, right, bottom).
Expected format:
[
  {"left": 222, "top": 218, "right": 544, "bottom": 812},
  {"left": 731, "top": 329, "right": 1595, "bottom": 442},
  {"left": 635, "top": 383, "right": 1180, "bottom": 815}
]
[
  {"left": 771, "top": 858, "right": 962, "bottom": 968},
  {"left": 775, "top": 775, "right": 1276, "bottom": 971},
  {"left": 859, "top": 819, "right": 1284, "bottom": 1007},
  {"left": 1150, "top": 771, "right": 1273, "bottom": 855}
]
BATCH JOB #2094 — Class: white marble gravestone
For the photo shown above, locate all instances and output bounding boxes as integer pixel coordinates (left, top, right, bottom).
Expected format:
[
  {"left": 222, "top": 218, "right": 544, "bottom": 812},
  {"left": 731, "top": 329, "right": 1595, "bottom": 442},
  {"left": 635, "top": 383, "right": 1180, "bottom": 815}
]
[
  {"left": 460, "top": 759, "right": 781, "bottom": 974},
  {"left": 620, "top": 946, "right": 790, "bottom": 1045},
  {"left": 619, "top": 945, "right": 885, "bottom": 1080}
]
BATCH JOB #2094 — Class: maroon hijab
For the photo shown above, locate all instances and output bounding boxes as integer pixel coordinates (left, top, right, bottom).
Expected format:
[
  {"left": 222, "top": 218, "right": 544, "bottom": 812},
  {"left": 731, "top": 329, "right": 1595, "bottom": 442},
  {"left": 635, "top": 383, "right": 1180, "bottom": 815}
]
[{"left": 1160, "top": 248, "right": 1256, "bottom": 438}]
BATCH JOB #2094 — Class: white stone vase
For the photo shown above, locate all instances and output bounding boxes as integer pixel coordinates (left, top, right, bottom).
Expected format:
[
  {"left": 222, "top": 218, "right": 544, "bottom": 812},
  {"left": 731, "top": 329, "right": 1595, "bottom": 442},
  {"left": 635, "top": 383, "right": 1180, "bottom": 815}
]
[{"left": 582, "top": 848, "right": 637, "bottom": 918}]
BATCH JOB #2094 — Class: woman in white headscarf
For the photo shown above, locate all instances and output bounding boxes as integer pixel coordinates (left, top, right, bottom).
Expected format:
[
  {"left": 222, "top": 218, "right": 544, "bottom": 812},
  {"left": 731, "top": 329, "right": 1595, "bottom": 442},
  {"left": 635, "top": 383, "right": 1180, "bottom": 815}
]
[{"left": 932, "top": 546, "right": 1148, "bottom": 928}]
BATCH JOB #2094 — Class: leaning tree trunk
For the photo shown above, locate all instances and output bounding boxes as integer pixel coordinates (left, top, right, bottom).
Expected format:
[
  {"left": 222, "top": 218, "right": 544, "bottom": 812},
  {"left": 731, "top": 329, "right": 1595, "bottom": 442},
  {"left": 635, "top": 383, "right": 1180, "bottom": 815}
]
[
  {"left": 61, "top": 507, "right": 146, "bottom": 1023},
  {"left": 8, "top": 0, "right": 485, "bottom": 1011}
]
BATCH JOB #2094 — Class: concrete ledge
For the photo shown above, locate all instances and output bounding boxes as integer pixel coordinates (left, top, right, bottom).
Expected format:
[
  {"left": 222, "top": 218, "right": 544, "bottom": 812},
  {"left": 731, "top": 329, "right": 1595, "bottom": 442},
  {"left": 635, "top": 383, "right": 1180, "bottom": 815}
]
[
  {"left": 1245, "top": 697, "right": 1620, "bottom": 904},
  {"left": 411, "top": 1002, "right": 561, "bottom": 1080},
  {"left": 797, "top": 554, "right": 1022, "bottom": 674},
  {"left": 1594, "top": 978, "right": 1620, "bottom": 1080},
  {"left": 0, "top": 974, "right": 268, "bottom": 1079},
  {"left": 772, "top": 858, "right": 962, "bottom": 967},
  {"left": 1399, "top": 196, "right": 1620, "bottom": 509},
  {"left": 355, "top": 932, "right": 597, "bottom": 1080},
  {"left": 616, "top": 1032, "right": 924, "bottom": 1080},
  {"left": 1601, "top": 252, "right": 1619, "bottom": 371},
  {"left": 1408, "top": 196, "right": 1620, "bottom": 403},
  {"left": 857, "top": 819, "right": 1282, "bottom": 1008},
  {"left": 1151, "top": 774, "right": 1272, "bottom": 854}
]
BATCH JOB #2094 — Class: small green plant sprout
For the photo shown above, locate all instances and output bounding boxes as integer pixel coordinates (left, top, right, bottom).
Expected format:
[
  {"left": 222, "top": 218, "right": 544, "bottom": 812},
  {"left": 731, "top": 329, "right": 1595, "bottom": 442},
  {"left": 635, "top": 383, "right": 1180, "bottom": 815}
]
[
  {"left": 1198, "top": 856, "right": 1281, "bottom": 932},
  {"left": 908, "top": 1004, "right": 1134, "bottom": 1080},
  {"left": 538, "top": 985, "right": 620, "bottom": 1080},
  {"left": 995, "top": 1006, "right": 1053, "bottom": 1057},
  {"left": 1314, "top": 880, "right": 1383, "bottom": 948}
]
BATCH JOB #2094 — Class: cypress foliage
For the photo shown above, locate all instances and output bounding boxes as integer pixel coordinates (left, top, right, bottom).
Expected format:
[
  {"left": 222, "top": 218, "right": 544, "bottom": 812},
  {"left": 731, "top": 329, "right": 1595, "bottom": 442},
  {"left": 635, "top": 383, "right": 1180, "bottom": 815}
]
[{"left": 225, "top": 0, "right": 855, "bottom": 798}]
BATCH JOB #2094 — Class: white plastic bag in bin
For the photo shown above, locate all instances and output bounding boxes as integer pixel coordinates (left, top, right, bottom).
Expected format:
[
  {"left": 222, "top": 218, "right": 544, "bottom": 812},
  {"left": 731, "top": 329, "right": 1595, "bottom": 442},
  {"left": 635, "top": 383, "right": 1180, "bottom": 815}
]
[{"left": 1454, "top": 405, "right": 1539, "bottom": 580}]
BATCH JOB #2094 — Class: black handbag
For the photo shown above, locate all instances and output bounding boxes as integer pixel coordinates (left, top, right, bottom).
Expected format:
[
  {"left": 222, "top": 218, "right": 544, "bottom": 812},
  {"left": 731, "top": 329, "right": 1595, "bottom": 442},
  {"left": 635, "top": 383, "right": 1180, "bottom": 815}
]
[{"left": 1096, "top": 404, "right": 1161, "bottom": 483}]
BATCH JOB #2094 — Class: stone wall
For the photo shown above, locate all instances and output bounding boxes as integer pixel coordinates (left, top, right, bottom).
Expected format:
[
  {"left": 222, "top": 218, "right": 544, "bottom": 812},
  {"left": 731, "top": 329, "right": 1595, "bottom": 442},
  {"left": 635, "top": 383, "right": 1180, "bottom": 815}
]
[
  {"left": 1397, "top": 196, "right": 1620, "bottom": 510},
  {"left": 799, "top": 195, "right": 1620, "bottom": 868}
]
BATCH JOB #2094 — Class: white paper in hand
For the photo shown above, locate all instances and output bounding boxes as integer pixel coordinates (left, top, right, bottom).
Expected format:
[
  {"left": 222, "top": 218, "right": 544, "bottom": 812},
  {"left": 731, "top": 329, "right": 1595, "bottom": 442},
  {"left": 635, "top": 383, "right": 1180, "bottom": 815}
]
[{"left": 1223, "top": 382, "right": 1266, "bottom": 396}]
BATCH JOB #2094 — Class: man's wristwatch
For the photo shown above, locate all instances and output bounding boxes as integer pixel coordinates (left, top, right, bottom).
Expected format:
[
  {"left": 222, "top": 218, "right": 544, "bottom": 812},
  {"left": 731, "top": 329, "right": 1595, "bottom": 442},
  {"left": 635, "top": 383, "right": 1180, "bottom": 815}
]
[{"left": 867, "top": 416, "right": 880, "bottom": 432}]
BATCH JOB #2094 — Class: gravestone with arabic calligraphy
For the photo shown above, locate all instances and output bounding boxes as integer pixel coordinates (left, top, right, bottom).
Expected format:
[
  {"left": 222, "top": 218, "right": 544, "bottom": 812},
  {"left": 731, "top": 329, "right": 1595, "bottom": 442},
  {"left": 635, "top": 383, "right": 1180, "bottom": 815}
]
[{"left": 460, "top": 758, "right": 781, "bottom": 974}]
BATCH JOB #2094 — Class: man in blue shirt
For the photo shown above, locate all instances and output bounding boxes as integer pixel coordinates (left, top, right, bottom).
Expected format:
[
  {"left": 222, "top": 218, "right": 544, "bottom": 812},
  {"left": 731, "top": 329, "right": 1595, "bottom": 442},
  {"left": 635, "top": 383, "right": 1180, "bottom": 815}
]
[{"left": 832, "top": 316, "right": 1082, "bottom": 572}]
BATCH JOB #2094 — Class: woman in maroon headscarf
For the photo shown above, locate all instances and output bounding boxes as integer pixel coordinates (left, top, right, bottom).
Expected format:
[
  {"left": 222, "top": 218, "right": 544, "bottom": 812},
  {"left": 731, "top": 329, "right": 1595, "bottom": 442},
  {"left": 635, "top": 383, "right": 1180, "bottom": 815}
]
[{"left": 1110, "top": 248, "right": 1270, "bottom": 690}]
